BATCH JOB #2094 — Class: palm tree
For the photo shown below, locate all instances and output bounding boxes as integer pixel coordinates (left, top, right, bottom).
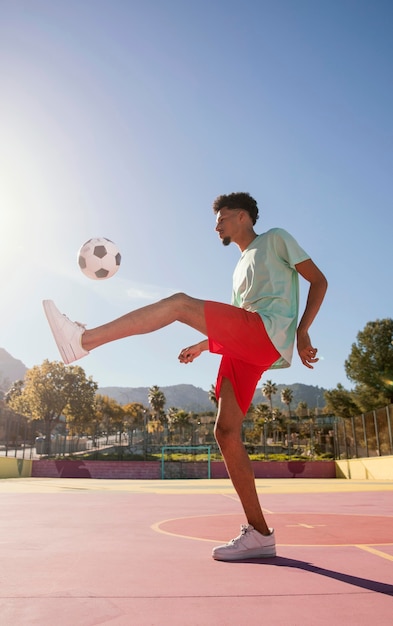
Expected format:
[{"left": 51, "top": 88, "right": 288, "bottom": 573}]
[
  {"left": 167, "top": 408, "right": 191, "bottom": 443},
  {"left": 208, "top": 384, "right": 218, "bottom": 408},
  {"left": 167, "top": 406, "right": 179, "bottom": 441},
  {"left": 271, "top": 407, "right": 285, "bottom": 443},
  {"left": 252, "top": 403, "right": 271, "bottom": 444},
  {"left": 261, "top": 379, "right": 277, "bottom": 416},
  {"left": 281, "top": 387, "right": 293, "bottom": 418},
  {"left": 296, "top": 401, "right": 309, "bottom": 421},
  {"left": 279, "top": 387, "right": 294, "bottom": 451},
  {"left": 148, "top": 385, "right": 166, "bottom": 421},
  {"left": 147, "top": 385, "right": 167, "bottom": 444}
]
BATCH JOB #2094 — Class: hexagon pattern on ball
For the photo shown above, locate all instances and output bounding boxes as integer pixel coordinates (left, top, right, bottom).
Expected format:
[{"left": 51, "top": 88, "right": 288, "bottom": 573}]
[{"left": 78, "top": 237, "right": 121, "bottom": 280}]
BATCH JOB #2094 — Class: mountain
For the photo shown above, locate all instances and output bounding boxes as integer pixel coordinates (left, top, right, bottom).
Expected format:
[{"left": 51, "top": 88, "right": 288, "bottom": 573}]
[
  {"left": 0, "top": 347, "right": 327, "bottom": 412},
  {"left": 0, "top": 348, "right": 27, "bottom": 392},
  {"left": 98, "top": 382, "right": 327, "bottom": 413},
  {"left": 259, "top": 383, "right": 327, "bottom": 411},
  {"left": 98, "top": 384, "right": 214, "bottom": 413}
]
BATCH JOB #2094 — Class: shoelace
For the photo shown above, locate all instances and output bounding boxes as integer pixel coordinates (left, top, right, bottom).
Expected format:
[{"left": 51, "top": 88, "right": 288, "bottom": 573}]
[
  {"left": 62, "top": 314, "right": 86, "bottom": 330},
  {"left": 230, "top": 524, "right": 250, "bottom": 545}
]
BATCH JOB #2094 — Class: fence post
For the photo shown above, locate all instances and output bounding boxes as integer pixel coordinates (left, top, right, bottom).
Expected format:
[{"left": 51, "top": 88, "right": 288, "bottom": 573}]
[
  {"left": 5, "top": 417, "right": 9, "bottom": 457},
  {"left": 287, "top": 422, "right": 291, "bottom": 458},
  {"left": 342, "top": 418, "right": 348, "bottom": 459},
  {"left": 373, "top": 411, "right": 381, "bottom": 456},
  {"left": 263, "top": 422, "right": 268, "bottom": 460},
  {"left": 333, "top": 419, "right": 339, "bottom": 459},
  {"left": 309, "top": 418, "right": 315, "bottom": 458},
  {"left": 351, "top": 416, "right": 358, "bottom": 458},
  {"left": 22, "top": 420, "right": 27, "bottom": 460},
  {"left": 386, "top": 406, "right": 393, "bottom": 455},
  {"left": 14, "top": 416, "right": 20, "bottom": 458},
  {"left": 361, "top": 414, "right": 369, "bottom": 457}
]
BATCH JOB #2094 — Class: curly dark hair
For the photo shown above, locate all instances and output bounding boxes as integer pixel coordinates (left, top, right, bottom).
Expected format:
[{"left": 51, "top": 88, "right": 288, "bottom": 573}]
[{"left": 212, "top": 192, "right": 259, "bottom": 225}]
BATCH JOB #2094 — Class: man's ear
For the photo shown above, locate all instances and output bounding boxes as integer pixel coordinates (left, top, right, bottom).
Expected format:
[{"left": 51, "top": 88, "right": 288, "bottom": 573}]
[{"left": 239, "top": 209, "right": 251, "bottom": 224}]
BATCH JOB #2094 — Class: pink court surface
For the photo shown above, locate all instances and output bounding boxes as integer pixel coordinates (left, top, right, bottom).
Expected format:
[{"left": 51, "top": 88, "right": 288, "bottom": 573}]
[{"left": 0, "top": 477, "right": 392, "bottom": 626}]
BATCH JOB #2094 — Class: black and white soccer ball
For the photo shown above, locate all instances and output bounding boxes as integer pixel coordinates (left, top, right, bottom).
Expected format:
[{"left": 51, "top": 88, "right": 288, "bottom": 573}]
[{"left": 77, "top": 237, "right": 121, "bottom": 280}]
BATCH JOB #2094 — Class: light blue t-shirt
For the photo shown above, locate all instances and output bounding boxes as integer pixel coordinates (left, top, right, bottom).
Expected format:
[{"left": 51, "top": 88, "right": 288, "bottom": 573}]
[{"left": 231, "top": 228, "right": 310, "bottom": 369}]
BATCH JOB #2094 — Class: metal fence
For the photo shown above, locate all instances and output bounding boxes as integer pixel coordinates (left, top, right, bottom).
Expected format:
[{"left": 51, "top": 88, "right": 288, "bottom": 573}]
[
  {"left": 241, "top": 414, "right": 336, "bottom": 459},
  {"left": 334, "top": 404, "right": 393, "bottom": 460},
  {"left": 1, "top": 404, "right": 392, "bottom": 461},
  {"left": 0, "top": 412, "right": 124, "bottom": 460}
]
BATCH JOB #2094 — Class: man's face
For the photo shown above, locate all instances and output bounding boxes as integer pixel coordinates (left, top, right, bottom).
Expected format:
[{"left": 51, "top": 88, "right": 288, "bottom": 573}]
[{"left": 215, "top": 207, "right": 241, "bottom": 246}]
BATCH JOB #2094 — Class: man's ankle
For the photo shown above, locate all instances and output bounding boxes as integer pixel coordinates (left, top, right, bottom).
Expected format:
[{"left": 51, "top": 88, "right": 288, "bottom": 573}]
[{"left": 252, "top": 524, "right": 270, "bottom": 536}]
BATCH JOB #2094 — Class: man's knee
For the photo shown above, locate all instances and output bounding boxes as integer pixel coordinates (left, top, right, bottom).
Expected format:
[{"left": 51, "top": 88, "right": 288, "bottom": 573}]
[
  {"left": 166, "top": 292, "right": 194, "bottom": 310},
  {"left": 166, "top": 293, "right": 206, "bottom": 330},
  {"left": 166, "top": 292, "right": 187, "bottom": 305},
  {"left": 214, "top": 417, "right": 241, "bottom": 448}
]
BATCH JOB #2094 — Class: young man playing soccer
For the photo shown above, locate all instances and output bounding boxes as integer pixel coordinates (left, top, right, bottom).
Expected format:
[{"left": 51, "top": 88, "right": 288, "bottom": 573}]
[{"left": 43, "top": 192, "right": 327, "bottom": 561}]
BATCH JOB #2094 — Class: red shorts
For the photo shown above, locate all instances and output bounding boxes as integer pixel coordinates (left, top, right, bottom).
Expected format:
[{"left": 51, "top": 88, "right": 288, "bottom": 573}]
[{"left": 204, "top": 301, "right": 280, "bottom": 414}]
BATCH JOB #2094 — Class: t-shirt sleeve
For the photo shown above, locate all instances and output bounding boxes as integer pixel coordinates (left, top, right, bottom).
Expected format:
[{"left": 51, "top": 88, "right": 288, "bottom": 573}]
[{"left": 272, "top": 228, "right": 310, "bottom": 269}]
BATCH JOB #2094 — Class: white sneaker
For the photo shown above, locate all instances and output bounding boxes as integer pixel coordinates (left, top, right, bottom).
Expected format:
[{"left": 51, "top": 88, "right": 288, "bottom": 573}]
[
  {"left": 43, "top": 300, "right": 89, "bottom": 365},
  {"left": 212, "top": 525, "right": 276, "bottom": 561}
]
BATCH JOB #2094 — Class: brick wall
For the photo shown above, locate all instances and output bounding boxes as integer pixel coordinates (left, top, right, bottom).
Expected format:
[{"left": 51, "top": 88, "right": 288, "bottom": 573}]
[
  {"left": 32, "top": 460, "right": 161, "bottom": 479},
  {"left": 211, "top": 460, "right": 335, "bottom": 479},
  {"left": 32, "top": 459, "right": 336, "bottom": 479}
]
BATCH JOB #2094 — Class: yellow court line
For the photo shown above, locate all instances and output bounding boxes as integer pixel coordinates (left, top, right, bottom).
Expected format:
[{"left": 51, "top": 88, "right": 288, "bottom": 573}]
[
  {"left": 152, "top": 516, "right": 393, "bottom": 549},
  {"left": 151, "top": 515, "right": 221, "bottom": 543},
  {"left": 253, "top": 479, "right": 393, "bottom": 495},
  {"left": 151, "top": 511, "right": 393, "bottom": 547},
  {"left": 355, "top": 544, "right": 393, "bottom": 562},
  {"left": 0, "top": 477, "right": 393, "bottom": 495}
]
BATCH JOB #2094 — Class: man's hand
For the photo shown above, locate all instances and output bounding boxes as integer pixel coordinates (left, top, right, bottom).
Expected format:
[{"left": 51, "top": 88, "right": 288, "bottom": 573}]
[
  {"left": 295, "top": 259, "right": 327, "bottom": 369},
  {"left": 178, "top": 343, "right": 203, "bottom": 364},
  {"left": 297, "top": 331, "right": 319, "bottom": 369}
]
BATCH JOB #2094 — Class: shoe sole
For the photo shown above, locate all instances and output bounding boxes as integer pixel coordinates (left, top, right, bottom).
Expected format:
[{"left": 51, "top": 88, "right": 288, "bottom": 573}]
[
  {"left": 212, "top": 547, "right": 276, "bottom": 561},
  {"left": 43, "top": 300, "right": 74, "bottom": 364}
]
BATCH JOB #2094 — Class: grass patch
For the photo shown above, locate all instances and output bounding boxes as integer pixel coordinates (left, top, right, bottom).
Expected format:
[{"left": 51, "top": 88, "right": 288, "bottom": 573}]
[{"left": 63, "top": 450, "right": 333, "bottom": 462}]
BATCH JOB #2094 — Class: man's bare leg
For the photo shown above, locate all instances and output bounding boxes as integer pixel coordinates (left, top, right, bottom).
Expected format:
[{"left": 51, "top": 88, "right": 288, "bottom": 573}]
[
  {"left": 82, "top": 292, "right": 208, "bottom": 352},
  {"left": 214, "top": 377, "right": 270, "bottom": 536}
]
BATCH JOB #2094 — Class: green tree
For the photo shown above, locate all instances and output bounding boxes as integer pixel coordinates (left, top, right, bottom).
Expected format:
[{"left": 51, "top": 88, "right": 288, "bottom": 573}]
[
  {"left": 148, "top": 385, "right": 166, "bottom": 425},
  {"left": 324, "top": 383, "right": 359, "bottom": 418},
  {"left": 122, "top": 402, "right": 148, "bottom": 445},
  {"left": 253, "top": 403, "right": 270, "bottom": 421},
  {"left": 251, "top": 402, "right": 270, "bottom": 443},
  {"left": 345, "top": 318, "right": 393, "bottom": 406},
  {"left": 167, "top": 406, "right": 180, "bottom": 428},
  {"left": 271, "top": 407, "right": 285, "bottom": 443},
  {"left": 6, "top": 360, "right": 97, "bottom": 454},
  {"left": 261, "top": 379, "right": 277, "bottom": 415},
  {"left": 66, "top": 374, "right": 101, "bottom": 435},
  {"left": 1, "top": 389, "right": 29, "bottom": 447},
  {"left": 95, "top": 395, "right": 124, "bottom": 443},
  {"left": 280, "top": 387, "right": 293, "bottom": 418},
  {"left": 208, "top": 384, "right": 218, "bottom": 408},
  {"left": 4, "top": 380, "right": 26, "bottom": 411},
  {"left": 123, "top": 402, "right": 147, "bottom": 429},
  {"left": 167, "top": 407, "right": 191, "bottom": 443},
  {"left": 296, "top": 401, "right": 308, "bottom": 420}
]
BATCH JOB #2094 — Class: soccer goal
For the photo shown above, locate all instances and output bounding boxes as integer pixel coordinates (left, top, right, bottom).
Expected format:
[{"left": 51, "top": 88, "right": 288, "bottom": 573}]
[{"left": 161, "top": 445, "right": 211, "bottom": 479}]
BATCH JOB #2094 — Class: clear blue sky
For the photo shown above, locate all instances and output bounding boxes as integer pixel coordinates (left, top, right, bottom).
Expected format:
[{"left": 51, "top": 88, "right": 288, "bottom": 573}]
[{"left": 1, "top": 0, "right": 392, "bottom": 394}]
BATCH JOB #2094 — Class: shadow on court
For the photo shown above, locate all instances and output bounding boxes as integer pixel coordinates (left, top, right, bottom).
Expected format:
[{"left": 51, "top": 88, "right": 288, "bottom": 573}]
[{"left": 224, "top": 556, "right": 393, "bottom": 596}]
